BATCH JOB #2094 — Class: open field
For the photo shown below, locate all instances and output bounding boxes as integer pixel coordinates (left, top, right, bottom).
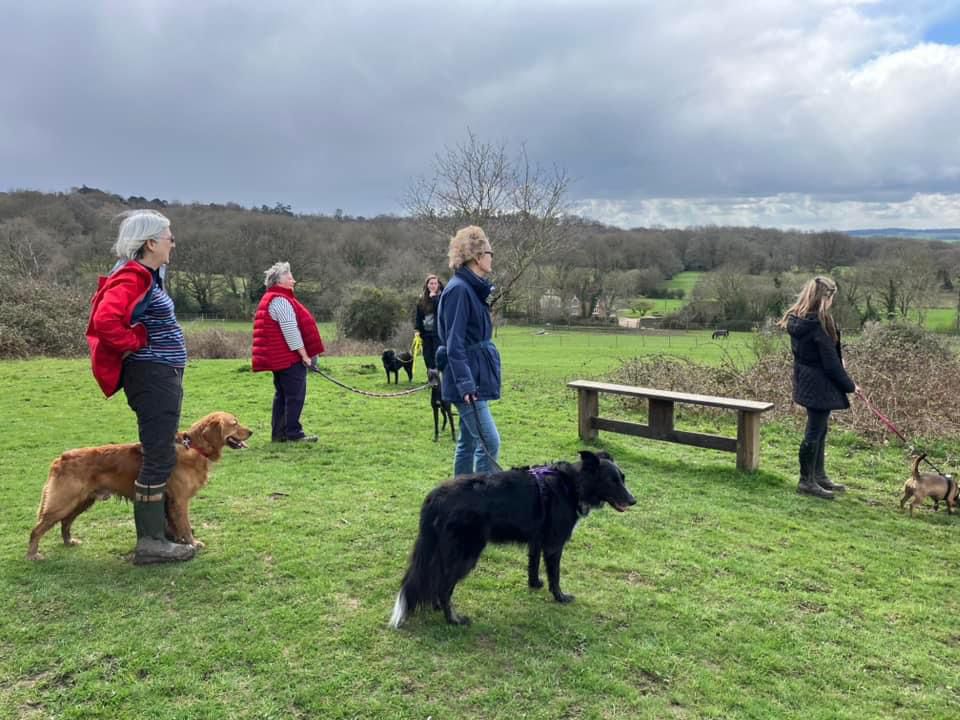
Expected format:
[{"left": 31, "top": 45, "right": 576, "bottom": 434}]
[{"left": 2, "top": 328, "right": 960, "bottom": 719}]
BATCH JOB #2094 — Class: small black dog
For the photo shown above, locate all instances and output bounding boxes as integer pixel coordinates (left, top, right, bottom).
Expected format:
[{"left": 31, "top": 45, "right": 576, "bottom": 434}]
[
  {"left": 427, "top": 369, "right": 456, "bottom": 441},
  {"left": 711, "top": 329, "right": 729, "bottom": 339},
  {"left": 381, "top": 349, "right": 414, "bottom": 383},
  {"left": 389, "top": 450, "right": 635, "bottom": 628}
]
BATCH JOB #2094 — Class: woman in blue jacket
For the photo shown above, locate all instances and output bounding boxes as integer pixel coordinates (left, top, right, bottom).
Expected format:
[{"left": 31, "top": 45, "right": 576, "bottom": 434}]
[
  {"left": 777, "top": 276, "right": 860, "bottom": 500},
  {"left": 437, "top": 225, "right": 502, "bottom": 476}
]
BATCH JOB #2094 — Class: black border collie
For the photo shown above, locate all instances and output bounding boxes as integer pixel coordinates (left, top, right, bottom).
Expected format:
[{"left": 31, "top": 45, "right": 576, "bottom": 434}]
[{"left": 389, "top": 450, "right": 635, "bottom": 627}]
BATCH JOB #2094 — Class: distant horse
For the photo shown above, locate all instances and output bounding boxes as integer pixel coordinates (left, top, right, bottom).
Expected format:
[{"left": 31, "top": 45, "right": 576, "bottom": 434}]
[{"left": 711, "top": 329, "right": 729, "bottom": 340}]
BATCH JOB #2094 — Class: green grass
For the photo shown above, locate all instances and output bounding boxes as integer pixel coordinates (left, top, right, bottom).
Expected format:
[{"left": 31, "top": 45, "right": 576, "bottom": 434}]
[
  {"left": 2, "top": 328, "right": 960, "bottom": 718},
  {"left": 663, "top": 271, "right": 702, "bottom": 295}
]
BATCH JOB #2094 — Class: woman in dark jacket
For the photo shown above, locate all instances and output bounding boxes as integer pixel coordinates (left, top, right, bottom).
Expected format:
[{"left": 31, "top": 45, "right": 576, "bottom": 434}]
[
  {"left": 414, "top": 274, "right": 444, "bottom": 371},
  {"left": 777, "top": 276, "right": 860, "bottom": 499},
  {"left": 437, "top": 225, "right": 502, "bottom": 476}
]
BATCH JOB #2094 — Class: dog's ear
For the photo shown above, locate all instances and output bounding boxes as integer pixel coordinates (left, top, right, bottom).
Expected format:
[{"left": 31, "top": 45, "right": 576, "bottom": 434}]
[
  {"left": 578, "top": 450, "right": 601, "bottom": 471},
  {"left": 201, "top": 416, "right": 224, "bottom": 448},
  {"left": 595, "top": 450, "right": 613, "bottom": 461}
]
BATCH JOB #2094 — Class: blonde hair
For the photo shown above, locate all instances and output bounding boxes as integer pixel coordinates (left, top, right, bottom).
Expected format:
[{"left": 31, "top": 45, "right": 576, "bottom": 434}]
[
  {"left": 447, "top": 225, "right": 489, "bottom": 270},
  {"left": 777, "top": 275, "right": 839, "bottom": 340}
]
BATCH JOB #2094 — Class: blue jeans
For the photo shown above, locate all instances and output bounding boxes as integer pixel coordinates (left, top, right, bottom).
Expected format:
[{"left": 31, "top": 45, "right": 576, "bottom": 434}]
[{"left": 453, "top": 400, "right": 500, "bottom": 476}]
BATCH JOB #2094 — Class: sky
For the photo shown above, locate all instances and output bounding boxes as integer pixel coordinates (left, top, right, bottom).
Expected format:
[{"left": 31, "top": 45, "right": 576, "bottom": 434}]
[{"left": 2, "top": 0, "right": 960, "bottom": 230}]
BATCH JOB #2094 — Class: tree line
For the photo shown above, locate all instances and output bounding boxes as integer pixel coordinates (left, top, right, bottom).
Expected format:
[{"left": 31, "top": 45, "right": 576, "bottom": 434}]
[{"left": 2, "top": 177, "right": 960, "bottom": 332}]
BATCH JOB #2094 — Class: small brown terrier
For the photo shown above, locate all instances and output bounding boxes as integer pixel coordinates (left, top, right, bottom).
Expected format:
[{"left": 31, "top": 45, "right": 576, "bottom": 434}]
[
  {"left": 27, "top": 412, "right": 252, "bottom": 560},
  {"left": 899, "top": 454, "right": 957, "bottom": 516}
]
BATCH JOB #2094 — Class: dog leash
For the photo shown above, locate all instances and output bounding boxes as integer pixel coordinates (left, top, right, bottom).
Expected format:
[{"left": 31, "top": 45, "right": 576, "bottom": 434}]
[
  {"left": 467, "top": 397, "right": 503, "bottom": 472},
  {"left": 857, "top": 390, "right": 946, "bottom": 476},
  {"left": 309, "top": 365, "right": 433, "bottom": 398}
]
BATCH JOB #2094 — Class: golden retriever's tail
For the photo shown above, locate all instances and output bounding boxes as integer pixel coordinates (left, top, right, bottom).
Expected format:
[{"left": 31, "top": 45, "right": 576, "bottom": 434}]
[{"left": 36, "top": 458, "right": 63, "bottom": 520}]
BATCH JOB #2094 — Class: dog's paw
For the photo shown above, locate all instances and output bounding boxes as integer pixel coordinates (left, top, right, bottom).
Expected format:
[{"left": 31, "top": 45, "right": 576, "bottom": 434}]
[
  {"left": 26, "top": 551, "right": 44, "bottom": 561},
  {"left": 528, "top": 577, "right": 544, "bottom": 589},
  {"left": 64, "top": 538, "right": 82, "bottom": 547},
  {"left": 192, "top": 539, "right": 206, "bottom": 550},
  {"left": 553, "top": 592, "right": 575, "bottom": 604}
]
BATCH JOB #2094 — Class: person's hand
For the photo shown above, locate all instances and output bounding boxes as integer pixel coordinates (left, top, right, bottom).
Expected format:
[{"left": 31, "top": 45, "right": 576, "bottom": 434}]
[
  {"left": 300, "top": 353, "right": 311, "bottom": 367},
  {"left": 463, "top": 393, "right": 477, "bottom": 404},
  {"left": 854, "top": 384, "right": 863, "bottom": 397}
]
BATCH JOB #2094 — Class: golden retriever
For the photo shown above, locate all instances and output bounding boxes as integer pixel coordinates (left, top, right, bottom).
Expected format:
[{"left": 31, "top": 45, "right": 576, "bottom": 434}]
[{"left": 26, "top": 412, "right": 252, "bottom": 560}]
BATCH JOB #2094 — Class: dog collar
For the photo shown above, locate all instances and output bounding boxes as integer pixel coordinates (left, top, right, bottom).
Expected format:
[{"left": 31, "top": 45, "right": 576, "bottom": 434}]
[{"left": 178, "top": 435, "right": 211, "bottom": 459}]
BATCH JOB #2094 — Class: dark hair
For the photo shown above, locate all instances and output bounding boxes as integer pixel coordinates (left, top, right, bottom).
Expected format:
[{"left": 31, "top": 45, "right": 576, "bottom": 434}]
[{"left": 418, "top": 274, "right": 444, "bottom": 314}]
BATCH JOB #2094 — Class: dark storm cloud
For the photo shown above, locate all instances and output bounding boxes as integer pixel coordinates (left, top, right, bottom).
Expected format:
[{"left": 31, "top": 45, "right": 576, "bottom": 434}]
[{"left": 2, "top": 0, "right": 960, "bottom": 227}]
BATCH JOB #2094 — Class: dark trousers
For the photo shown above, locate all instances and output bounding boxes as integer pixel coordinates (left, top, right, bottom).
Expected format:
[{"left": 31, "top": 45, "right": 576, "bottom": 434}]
[
  {"left": 803, "top": 408, "right": 831, "bottom": 447},
  {"left": 271, "top": 362, "right": 308, "bottom": 441},
  {"left": 421, "top": 334, "right": 438, "bottom": 371},
  {"left": 122, "top": 361, "right": 184, "bottom": 498}
]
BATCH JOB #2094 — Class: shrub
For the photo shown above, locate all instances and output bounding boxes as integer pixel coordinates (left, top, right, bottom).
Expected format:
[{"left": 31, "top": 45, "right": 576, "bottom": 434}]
[
  {"left": 337, "top": 284, "right": 406, "bottom": 342},
  {"left": 611, "top": 320, "right": 960, "bottom": 442},
  {"left": 184, "top": 329, "right": 251, "bottom": 359},
  {"left": 0, "top": 273, "right": 88, "bottom": 358}
]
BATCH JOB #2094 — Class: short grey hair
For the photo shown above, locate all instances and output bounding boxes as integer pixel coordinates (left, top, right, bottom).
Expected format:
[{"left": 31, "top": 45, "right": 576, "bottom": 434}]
[
  {"left": 264, "top": 261, "right": 292, "bottom": 288},
  {"left": 113, "top": 210, "right": 170, "bottom": 260}
]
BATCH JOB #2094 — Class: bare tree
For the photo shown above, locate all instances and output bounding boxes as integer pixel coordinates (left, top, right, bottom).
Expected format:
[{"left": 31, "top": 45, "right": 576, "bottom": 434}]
[{"left": 404, "top": 129, "right": 572, "bottom": 309}]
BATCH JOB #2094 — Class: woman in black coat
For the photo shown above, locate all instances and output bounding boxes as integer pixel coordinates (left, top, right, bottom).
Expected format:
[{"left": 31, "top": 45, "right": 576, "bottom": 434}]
[
  {"left": 778, "top": 276, "right": 860, "bottom": 499},
  {"left": 414, "top": 274, "right": 444, "bottom": 371}
]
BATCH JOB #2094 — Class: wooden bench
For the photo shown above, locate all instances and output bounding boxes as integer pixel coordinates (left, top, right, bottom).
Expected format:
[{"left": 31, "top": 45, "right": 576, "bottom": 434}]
[{"left": 567, "top": 380, "right": 774, "bottom": 472}]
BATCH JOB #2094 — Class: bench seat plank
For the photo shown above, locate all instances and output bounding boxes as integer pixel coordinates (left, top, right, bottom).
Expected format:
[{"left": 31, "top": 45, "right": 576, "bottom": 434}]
[{"left": 567, "top": 380, "right": 773, "bottom": 413}]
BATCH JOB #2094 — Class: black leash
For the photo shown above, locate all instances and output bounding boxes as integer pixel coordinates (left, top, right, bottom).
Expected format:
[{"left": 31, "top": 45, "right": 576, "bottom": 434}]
[
  {"left": 467, "top": 397, "right": 502, "bottom": 472},
  {"left": 309, "top": 365, "right": 432, "bottom": 399}
]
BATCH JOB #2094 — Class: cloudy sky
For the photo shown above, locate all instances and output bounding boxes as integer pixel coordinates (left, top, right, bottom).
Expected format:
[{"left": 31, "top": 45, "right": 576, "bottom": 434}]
[{"left": 3, "top": 0, "right": 960, "bottom": 230}]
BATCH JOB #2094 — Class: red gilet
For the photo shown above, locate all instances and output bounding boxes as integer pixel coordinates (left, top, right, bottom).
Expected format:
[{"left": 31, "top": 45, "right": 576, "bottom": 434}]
[
  {"left": 251, "top": 286, "right": 325, "bottom": 372},
  {"left": 87, "top": 262, "right": 153, "bottom": 397}
]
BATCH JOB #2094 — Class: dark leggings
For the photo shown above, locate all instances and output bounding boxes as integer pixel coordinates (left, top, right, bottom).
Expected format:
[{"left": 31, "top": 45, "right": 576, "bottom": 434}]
[{"left": 803, "top": 408, "right": 831, "bottom": 448}]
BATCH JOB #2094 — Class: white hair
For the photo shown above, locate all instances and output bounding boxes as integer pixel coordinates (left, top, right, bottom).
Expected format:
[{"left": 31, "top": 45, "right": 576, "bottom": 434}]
[
  {"left": 113, "top": 210, "right": 170, "bottom": 260},
  {"left": 264, "top": 261, "right": 292, "bottom": 288}
]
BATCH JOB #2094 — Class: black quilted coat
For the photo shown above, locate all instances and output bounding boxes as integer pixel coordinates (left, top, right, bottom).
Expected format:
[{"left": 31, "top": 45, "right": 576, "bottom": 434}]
[{"left": 786, "top": 313, "right": 856, "bottom": 410}]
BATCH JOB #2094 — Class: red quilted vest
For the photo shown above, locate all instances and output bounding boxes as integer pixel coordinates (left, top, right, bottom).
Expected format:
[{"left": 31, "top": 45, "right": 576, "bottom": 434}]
[{"left": 252, "top": 286, "right": 325, "bottom": 372}]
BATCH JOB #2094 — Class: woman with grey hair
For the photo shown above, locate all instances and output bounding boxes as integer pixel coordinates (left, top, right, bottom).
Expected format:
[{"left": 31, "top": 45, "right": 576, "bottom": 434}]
[
  {"left": 436, "top": 225, "right": 502, "bottom": 475},
  {"left": 252, "top": 261, "right": 325, "bottom": 443},
  {"left": 87, "top": 209, "right": 195, "bottom": 565}
]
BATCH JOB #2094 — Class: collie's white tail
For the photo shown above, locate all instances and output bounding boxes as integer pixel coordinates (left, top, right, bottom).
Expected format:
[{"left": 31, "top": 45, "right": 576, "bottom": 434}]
[{"left": 388, "top": 591, "right": 407, "bottom": 629}]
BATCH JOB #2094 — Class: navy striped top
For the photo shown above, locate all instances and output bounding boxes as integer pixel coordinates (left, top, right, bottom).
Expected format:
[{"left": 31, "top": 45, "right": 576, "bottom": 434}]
[{"left": 127, "top": 269, "right": 187, "bottom": 368}]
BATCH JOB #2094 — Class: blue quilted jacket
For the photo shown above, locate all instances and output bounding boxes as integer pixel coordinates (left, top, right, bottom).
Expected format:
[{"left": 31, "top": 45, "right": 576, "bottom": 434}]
[{"left": 436, "top": 267, "right": 501, "bottom": 404}]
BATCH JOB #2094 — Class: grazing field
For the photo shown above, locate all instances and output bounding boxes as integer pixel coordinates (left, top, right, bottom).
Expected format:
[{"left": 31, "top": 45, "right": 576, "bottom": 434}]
[{"left": 2, "top": 327, "right": 959, "bottom": 719}]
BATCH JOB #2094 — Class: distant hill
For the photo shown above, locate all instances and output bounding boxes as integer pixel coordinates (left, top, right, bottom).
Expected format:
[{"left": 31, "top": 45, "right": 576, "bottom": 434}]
[{"left": 845, "top": 228, "right": 960, "bottom": 241}]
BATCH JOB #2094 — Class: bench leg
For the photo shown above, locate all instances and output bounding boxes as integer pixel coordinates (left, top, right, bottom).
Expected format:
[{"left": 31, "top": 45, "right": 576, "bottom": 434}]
[
  {"left": 736, "top": 411, "right": 761, "bottom": 472},
  {"left": 577, "top": 388, "right": 599, "bottom": 442}
]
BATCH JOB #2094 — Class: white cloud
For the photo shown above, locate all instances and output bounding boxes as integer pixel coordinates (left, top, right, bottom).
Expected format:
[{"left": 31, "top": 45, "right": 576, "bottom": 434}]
[{"left": 573, "top": 192, "right": 960, "bottom": 229}]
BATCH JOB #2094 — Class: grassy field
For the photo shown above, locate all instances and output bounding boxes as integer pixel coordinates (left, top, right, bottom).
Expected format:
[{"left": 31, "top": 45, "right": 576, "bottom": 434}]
[
  {"left": 2, "top": 327, "right": 960, "bottom": 719},
  {"left": 663, "top": 271, "right": 702, "bottom": 295}
]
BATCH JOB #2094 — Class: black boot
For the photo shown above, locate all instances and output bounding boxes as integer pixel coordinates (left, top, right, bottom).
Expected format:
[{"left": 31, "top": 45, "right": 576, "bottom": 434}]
[
  {"left": 797, "top": 441, "right": 834, "bottom": 500},
  {"left": 814, "top": 441, "right": 846, "bottom": 492},
  {"left": 133, "top": 500, "right": 196, "bottom": 565}
]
